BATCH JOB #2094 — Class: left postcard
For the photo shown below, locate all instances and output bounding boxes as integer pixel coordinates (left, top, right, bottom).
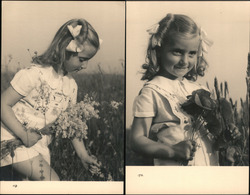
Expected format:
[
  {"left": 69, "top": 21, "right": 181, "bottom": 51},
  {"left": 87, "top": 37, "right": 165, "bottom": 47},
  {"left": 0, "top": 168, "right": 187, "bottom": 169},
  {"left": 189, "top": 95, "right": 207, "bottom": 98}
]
[{"left": 1, "top": 1, "right": 125, "bottom": 194}]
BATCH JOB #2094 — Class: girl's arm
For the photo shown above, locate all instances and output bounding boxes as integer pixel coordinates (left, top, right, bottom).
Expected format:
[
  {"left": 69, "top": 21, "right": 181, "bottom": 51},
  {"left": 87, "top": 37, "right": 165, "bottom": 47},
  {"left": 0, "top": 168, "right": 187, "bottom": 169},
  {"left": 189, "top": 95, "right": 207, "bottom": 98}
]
[
  {"left": 131, "top": 117, "right": 195, "bottom": 161},
  {"left": 1, "top": 86, "right": 42, "bottom": 147},
  {"left": 71, "top": 138, "right": 100, "bottom": 168}
]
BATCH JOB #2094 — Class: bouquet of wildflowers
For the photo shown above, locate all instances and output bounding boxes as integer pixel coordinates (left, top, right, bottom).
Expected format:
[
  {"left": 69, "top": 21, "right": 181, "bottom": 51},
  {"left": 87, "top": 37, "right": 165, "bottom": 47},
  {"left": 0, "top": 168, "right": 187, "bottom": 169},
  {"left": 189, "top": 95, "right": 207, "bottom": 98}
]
[
  {"left": 43, "top": 95, "right": 100, "bottom": 140},
  {"left": 1, "top": 95, "right": 99, "bottom": 160}
]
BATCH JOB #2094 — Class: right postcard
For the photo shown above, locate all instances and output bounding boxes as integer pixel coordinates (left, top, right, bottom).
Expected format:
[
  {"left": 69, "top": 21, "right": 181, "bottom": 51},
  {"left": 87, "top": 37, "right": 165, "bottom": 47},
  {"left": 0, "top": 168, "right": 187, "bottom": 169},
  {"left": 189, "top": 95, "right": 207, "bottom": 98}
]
[{"left": 126, "top": 1, "right": 249, "bottom": 194}]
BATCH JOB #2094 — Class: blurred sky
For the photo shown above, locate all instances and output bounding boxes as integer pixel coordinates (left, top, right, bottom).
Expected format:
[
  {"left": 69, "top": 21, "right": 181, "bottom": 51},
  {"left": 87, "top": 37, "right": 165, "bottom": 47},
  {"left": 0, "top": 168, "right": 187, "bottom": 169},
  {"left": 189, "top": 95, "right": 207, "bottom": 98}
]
[
  {"left": 2, "top": 1, "right": 125, "bottom": 74},
  {"left": 126, "top": 1, "right": 249, "bottom": 128}
]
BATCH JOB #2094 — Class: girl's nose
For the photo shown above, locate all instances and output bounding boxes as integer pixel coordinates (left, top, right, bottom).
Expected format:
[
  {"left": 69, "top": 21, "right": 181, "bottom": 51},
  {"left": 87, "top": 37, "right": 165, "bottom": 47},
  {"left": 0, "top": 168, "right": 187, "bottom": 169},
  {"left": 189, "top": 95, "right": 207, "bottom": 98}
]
[
  {"left": 180, "top": 54, "right": 188, "bottom": 65},
  {"left": 81, "top": 61, "right": 88, "bottom": 69}
]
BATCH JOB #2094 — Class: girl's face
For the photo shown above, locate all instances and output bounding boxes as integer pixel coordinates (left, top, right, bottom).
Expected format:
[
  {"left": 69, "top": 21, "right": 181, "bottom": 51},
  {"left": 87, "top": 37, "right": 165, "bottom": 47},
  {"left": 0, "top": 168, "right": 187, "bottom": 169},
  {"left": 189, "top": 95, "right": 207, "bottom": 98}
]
[
  {"left": 64, "top": 41, "right": 98, "bottom": 73},
  {"left": 159, "top": 35, "right": 200, "bottom": 80}
]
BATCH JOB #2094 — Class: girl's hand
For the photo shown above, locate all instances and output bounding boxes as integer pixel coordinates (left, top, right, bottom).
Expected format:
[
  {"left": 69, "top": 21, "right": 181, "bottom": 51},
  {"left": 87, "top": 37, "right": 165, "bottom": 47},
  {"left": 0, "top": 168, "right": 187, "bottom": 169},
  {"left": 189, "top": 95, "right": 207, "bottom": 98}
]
[
  {"left": 81, "top": 155, "right": 101, "bottom": 170},
  {"left": 21, "top": 129, "right": 42, "bottom": 147},
  {"left": 228, "top": 123, "right": 241, "bottom": 140},
  {"left": 172, "top": 140, "right": 197, "bottom": 161}
]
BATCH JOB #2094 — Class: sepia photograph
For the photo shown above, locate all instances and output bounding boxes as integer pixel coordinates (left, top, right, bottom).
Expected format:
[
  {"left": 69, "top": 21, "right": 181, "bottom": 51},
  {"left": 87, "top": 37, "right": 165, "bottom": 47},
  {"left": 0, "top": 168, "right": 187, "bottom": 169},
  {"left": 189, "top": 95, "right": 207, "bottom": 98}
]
[
  {"left": 1, "top": 1, "right": 124, "bottom": 194},
  {"left": 126, "top": 1, "right": 249, "bottom": 194},
  {"left": 1, "top": 0, "right": 249, "bottom": 194}
]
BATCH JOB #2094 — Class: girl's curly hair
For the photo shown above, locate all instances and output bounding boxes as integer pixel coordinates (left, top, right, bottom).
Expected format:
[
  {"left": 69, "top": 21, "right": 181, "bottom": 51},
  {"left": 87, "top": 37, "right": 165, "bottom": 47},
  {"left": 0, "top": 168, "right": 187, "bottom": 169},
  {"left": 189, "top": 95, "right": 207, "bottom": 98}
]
[{"left": 141, "top": 13, "right": 209, "bottom": 81}]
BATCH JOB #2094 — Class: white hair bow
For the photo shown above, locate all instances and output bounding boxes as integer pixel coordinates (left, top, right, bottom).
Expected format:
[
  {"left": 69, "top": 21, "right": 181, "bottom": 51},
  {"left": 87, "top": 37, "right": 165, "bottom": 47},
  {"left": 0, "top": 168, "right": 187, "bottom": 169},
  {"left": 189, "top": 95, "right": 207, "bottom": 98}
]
[
  {"left": 66, "top": 25, "right": 103, "bottom": 52},
  {"left": 198, "top": 28, "right": 213, "bottom": 57},
  {"left": 147, "top": 23, "right": 160, "bottom": 35},
  {"left": 147, "top": 23, "right": 161, "bottom": 48},
  {"left": 66, "top": 25, "right": 84, "bottom": 52}
]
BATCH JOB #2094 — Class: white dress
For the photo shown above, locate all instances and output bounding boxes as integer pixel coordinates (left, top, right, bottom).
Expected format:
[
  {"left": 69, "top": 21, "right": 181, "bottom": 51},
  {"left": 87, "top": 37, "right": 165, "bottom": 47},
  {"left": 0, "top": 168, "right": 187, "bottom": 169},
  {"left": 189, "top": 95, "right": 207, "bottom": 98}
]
[
  {"left": 1, "top": 64, "right": 77, "bottom": 166},
  {"left": 133, "top": 76, "right": 219, "bottom": 166}
]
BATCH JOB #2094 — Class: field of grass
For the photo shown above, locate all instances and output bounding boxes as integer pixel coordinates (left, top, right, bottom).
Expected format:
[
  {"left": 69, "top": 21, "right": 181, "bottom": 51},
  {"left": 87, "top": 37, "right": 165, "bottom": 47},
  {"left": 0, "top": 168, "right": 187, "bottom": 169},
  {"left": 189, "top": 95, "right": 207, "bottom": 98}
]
[{"left": 1, "top": 69, "right": 124, "bottom": 181}]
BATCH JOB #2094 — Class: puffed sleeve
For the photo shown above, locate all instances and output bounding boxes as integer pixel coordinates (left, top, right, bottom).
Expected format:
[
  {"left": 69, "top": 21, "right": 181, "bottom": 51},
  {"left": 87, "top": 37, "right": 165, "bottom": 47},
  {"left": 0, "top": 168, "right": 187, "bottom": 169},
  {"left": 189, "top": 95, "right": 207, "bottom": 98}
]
[
  {"left": 132, "top": 87, "right": 156, "bottom": 117},
  {"left": 10, "top": 66, "right": 39, "bottom": 96}
]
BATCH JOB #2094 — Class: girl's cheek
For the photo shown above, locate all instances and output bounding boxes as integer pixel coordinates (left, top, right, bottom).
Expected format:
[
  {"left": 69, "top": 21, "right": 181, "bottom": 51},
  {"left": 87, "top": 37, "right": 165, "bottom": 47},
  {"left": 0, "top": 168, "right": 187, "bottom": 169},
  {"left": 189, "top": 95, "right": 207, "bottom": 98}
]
[
  {"left": 189, "top": 57, "right": 197, "bottom": 64},
  {"left": 171, "top": 56, "right": 181, "bottom": 64},
  {"left": 166, "top": 54, "right": 179, "bottom": 62}
]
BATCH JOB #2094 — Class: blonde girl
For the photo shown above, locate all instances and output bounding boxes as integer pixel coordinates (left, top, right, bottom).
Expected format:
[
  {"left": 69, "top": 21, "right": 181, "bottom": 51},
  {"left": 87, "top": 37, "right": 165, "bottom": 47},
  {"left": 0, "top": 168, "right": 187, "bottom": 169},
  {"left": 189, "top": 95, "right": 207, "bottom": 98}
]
[
  {"left": 131, "top": 13, "right": 218, "bottom": 166},
  {"left": 1, "top": 18, "right": 100, "bottom": 180}
]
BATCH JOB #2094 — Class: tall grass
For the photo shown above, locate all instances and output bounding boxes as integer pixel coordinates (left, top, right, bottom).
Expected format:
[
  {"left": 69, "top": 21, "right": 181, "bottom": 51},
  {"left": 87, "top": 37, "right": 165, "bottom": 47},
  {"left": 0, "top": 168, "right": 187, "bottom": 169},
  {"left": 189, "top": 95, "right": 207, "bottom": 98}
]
[{"left": 209, "top": 77, "right": 249, "bottom": 166}]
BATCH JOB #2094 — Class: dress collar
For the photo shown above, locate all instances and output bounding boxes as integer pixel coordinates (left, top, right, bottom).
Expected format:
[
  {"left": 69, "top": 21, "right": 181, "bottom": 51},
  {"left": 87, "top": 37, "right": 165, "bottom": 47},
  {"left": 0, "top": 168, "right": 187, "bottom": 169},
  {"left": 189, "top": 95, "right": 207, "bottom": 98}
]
[
  {"left": 147, "top": 76, "right": 206, "bottom": 96},
  {"left": 30, "top": 64, "right": 73, "bottom": 96}
]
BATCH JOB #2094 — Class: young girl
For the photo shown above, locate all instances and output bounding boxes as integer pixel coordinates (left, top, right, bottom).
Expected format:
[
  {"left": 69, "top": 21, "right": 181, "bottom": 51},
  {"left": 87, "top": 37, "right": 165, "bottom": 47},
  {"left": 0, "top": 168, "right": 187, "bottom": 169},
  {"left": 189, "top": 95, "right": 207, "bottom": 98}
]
[
  {"left": 131, "top": 13, "right": 222, "bottom": 166},
  {"left": 1, "top": 18, "right": 101, "bottom": 180}
]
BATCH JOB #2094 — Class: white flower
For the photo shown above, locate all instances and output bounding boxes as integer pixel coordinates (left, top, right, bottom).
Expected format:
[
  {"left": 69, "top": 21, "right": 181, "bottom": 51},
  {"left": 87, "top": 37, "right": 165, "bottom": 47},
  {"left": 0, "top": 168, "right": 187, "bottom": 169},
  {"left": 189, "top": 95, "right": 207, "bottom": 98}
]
[{"left": 110, "top": 101, "right": 122, "bottom": 110}]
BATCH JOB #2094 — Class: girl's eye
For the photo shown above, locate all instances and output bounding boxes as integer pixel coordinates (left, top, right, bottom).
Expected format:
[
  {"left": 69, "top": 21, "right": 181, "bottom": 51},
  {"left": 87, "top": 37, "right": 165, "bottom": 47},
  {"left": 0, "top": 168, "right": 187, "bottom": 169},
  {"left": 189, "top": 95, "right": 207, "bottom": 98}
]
[
  {"left": 79, "top": 58, "right": 86, "bottom": 62},
  {"left": 189, "top": 51, "right": 197, "bottom": 58},
  {"left": 172, "top": 51, "right": 182, "bottom": 56}
]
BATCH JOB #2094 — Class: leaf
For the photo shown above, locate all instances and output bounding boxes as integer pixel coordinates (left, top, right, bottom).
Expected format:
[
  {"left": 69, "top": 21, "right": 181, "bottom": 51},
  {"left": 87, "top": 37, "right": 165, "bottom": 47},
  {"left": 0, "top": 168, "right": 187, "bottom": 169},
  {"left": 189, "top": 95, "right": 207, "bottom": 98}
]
[
  {"left": 219, "top": 98, "right": 234, "bottom": 123},
  {"left": 194, "top": 94, "right": 203, "bottom": 107}
]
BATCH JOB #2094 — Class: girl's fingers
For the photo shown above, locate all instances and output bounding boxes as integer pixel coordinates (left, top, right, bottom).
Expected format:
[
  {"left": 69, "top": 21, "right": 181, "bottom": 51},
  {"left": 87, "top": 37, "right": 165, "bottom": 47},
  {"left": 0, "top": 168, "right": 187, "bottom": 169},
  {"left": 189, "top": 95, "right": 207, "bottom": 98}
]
[
  {"left": 90, "top": 156, "right": 100, "bottom": 166},
  {"left": 95, "top": 160, "right": 102, "bottom": 167},
  {"left": 92, "top": 161, "right": 100, "bottom": 167},
  {"left": 88, "top": 156, "right": 101, "bottom": 167}
]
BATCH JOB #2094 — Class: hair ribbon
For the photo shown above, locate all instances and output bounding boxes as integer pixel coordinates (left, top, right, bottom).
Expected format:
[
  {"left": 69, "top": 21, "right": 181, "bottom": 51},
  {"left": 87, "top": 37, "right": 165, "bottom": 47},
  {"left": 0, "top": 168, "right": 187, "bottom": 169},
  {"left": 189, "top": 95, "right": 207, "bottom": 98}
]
[
  {"left": 66, "top": 25, "right": 84, "bottom": 52},
  {"left": 147, "top": 23, "right": 161, "bottom": 48},
  {"left": 147, "top": 23, "right": 160, "bottom": 35},
  {"left": 198, "top": 28, "right": 213, "bottom": 57},
  {"left": 146, "top": 14, "right": 174, "bottom": 48},
  {"left": 66, "top": 25, "right": 103, "bottom": 52}
]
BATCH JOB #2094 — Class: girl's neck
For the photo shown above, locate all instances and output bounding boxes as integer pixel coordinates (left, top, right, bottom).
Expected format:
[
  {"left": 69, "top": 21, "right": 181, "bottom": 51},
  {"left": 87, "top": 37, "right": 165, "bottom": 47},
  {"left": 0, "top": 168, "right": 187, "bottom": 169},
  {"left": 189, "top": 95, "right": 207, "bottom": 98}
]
[
  {"left": 157, "top": 70, "right": 184, "bottom": 81},
  {"left": 58, "top": 64, "right": 68, "bottom": 76}
]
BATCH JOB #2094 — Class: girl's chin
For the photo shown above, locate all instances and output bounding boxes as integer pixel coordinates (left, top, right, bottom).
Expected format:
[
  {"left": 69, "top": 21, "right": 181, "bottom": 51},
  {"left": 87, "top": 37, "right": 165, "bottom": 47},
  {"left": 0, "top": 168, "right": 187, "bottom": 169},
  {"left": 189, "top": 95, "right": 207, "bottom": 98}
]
[
  {"left": 174, "top": 69, "right": 190, "bottom": 76},
  {"left": 172, "top": 71, "right": 187, "bottom": 76}
]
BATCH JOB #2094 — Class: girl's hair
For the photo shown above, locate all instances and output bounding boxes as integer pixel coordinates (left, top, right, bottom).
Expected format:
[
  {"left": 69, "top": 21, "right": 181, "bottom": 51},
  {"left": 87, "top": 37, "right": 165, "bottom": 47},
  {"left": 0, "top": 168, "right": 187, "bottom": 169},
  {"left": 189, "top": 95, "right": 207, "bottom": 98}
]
[
  {"left": 33, "top": 18, "right": 100, "bottom": 74},
  {"left": 141, "top": 13, "right": 208, "bottom": 81}
]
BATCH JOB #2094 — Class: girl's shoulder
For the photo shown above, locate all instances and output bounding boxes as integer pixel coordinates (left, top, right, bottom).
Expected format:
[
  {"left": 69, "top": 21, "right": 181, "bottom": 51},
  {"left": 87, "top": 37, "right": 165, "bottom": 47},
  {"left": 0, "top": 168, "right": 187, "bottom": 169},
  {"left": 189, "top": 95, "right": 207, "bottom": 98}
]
[
  {"left": 22, "top": 64, "right": 77, "bottom": 89},
  {"left": 144, "top": 76, "right": 180, "bottom": 94},
  {"left": 182, "top": 78, "right": 209, "bottom": 93},
  {"left": 20, "top": 63, "right": 52, "bottom": 78},
  {"left": 12, "top": 64, "right": 42, "bottom": 83}
]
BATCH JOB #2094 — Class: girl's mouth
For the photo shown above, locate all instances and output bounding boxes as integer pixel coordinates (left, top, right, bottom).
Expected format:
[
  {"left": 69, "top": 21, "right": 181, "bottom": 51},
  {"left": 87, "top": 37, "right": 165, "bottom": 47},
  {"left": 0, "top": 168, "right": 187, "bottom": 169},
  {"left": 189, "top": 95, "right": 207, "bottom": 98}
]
[
  {"left": 75, "top": 67, "right": 83, "bottom": 72},
  {"left": 175, "top": 65, "right": 189, "bottom": 69}
]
